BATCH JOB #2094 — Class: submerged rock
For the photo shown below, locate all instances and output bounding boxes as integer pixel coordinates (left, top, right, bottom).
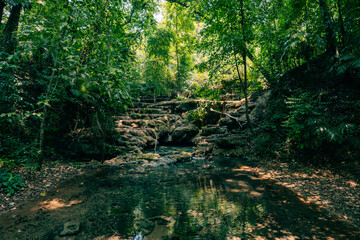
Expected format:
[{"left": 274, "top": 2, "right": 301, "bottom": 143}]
[{"left": 59, "top": 221, "right": 80, "bottom": 236}]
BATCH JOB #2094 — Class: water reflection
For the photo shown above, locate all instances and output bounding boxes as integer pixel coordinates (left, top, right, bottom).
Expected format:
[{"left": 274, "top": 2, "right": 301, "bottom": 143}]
[{"left": 108, "top": 156, "right": 266, "bottom": 240}]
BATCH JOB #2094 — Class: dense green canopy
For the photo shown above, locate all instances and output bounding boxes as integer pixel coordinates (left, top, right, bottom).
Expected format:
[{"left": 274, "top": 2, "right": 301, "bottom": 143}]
[{"left": 0, "top": 0, "right": 359, "bottom": 171}]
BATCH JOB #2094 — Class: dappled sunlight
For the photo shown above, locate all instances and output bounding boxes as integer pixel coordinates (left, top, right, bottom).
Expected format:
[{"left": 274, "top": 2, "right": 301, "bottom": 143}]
[
  {"left": 93, "top": 236, "right": 128, "bottom": 240},
  {"left": 232, "top": 166, "right": 253, "bottom": 172},
  {"left": 225, "top": 176, "right": 264, "bottom": 197},
  {"left": 2, "top": 156, "right": 359, "bottom": 239},
  {"left": 31, "top": 198, "right": 82, "bottom": 211}
]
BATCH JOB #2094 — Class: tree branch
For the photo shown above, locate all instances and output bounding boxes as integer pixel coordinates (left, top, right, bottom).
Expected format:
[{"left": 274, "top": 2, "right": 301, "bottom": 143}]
[
  {"left": 165, "top": 0, "right": 203, "bottom": 17},
  {"left": 210, "top": 108, "right": 243, "bottom": 128}
]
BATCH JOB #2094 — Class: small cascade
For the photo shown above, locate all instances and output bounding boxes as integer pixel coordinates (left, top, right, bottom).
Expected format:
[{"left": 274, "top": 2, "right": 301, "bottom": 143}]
[
  {"left": 132, "top": 233, "right": 143, "bottom": 240},
  {"left": 113, "top": 98, "right": 202, "bottom": 156}
]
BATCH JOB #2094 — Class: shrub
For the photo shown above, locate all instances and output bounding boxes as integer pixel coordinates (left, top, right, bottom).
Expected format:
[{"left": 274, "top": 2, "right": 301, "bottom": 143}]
[
  {"left": 0, "top": 169, "right": 24, "bottom": 196},
  {"left": 187, "top": 101, "right": 225, "bottom": 128},
  {"left": 283, "top": 92, "right": 359, "bottom": 162}
]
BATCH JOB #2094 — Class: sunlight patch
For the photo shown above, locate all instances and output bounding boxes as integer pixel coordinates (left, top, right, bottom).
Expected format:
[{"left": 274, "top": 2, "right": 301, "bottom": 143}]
[{"left": 32, "top": 198, "right": 82, "bottom": 211}]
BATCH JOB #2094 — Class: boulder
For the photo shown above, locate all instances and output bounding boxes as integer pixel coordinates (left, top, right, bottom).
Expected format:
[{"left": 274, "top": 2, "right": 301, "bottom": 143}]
[
  {"left": 141, "top": 153, "right": 160, "bottom": 161},
  {"left": 218, "top": 117, "right": 244, "bottom": 129},
  {"left": 167, "top": 151, "right": 192, "bottom": 163},
  {"left": 250, "top": 90, "right": 271, "bottom": 121},
  {"left": 200, "top": 126, "right": 227, "bottom": 136},
  {"left": 171, "top": 124, "right": 199, "bottom": 144}
]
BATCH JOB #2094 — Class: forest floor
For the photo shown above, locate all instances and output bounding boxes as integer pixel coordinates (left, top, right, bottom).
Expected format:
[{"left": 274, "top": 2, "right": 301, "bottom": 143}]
[
  {"left": 0, "top": 160, "right": 97, "bottom": 213},
  {"left": 2, "top": 157, "right": 359, "bottom": 229},
  {"left": 1, "top": 153, "right": 359, "bottom": 239},
  {"left": 251, "top": 158, "right": 360, "bottom": 228}
]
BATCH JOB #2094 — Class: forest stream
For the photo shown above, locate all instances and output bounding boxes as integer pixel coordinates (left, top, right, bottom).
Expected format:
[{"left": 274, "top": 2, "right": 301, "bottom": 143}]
[{"left": 0, "top": 146, "right": 359, "bottom": 240}]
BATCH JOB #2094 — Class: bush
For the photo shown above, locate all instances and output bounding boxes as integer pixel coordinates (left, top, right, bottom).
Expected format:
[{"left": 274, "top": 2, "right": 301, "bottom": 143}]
[
  {"left": 0, "top": 169, "right": 24, "bottom": 196},
  {"left": 187, "top": 101, "right": 225, "bottom": 128}
]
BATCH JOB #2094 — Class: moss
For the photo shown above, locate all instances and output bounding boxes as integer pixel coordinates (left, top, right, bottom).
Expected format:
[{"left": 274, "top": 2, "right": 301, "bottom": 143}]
[
  {"left": 167, "top": 152, "right": 192, "bottom": 162},
  {"left": 141, "top": 153, "right": 160, "bottom": 161}
]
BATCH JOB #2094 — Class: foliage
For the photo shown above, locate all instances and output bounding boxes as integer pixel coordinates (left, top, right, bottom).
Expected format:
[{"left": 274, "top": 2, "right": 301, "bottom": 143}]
[
  {"left": 0, "top": 0, "right": 159, "bottom": 168},
  {"left": 0, "top": 169, "right": 24, "bottom": 196},
  {"left": 142, "top": 28, "right": 173, "bottom": 97},
  {"left": 0, "top": 0, "right": 359, "bottom": 171},
  {"left": 165, "top": 1, "right": 196, "bottom": 92},
  {"left": 187, "top": 101, "right": 224, "bottom": 128},
  {"left": 282, "top": 91, "right": 360, "bottom": 162}
]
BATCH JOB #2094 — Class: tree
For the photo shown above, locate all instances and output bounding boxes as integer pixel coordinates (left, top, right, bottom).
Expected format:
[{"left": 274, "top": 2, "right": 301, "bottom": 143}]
[
  {"left": 195, "top": 0, "right": 256, "bottom": 128},
  {"left": 165, "top": 1, "right": 196, "bottom": 93},
  {"left": 143, "top": 28, "right": 173, "bottom": 100},
  {"left": 0, "top": 0, "right": 159, "bottom": 170},
  {"left": 1, "top": 1, "right": 22, "bottom": 54},
  {"left": 319, "top": 0, "right": 337, "bottom": 55}
]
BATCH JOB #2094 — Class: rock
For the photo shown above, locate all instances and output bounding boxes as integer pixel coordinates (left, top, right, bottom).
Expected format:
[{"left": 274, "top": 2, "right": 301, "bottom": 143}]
[
  {"left": 218, "top": 117, "right": 244, "bottom": 129},
  {"left": 250, "top": 90, "right": 271, "bottom": 121},
  {"left": 167, "top": 152, "right": 192, "bottom": 163},
  {"left": 141, "top": 153, "right": 160, "bottom": 161},
  {"left": 129, "top": 167, "right": 146, "bottom": 174},
  {"left": 216, "top": 135, "right": 247, "bottom": 149},
  {"left": 212, "top": 146, "right": 245, "bottom": 157},
  {"left": 235, "top": 102, "right": 257, "bottom": 113},
  {"left": 159, "top": 156, "right": 177, "bottom": 165},
  {"left": 149, "top": 215, "right": 175, "bottom": 226},
  {"left": 171, "top": 124, "right": 199, "bottom": 144},
  {"left": 200, "top": 126, "right": 227, "bottom": 136},
  {"left": 134, "top": 218, "right": 155, "bottom": 235},
  {"left": 60, "top": 221, "right": 80, "bottom": 236}
]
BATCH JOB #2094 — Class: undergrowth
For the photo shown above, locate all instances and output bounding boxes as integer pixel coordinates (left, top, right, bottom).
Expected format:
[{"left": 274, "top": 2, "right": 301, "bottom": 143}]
[{"left": 0, "top": 169, "right": 24, "bottom": 196}]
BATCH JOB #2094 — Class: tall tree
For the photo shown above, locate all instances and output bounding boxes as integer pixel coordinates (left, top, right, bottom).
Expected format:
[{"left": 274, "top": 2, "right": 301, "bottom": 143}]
[
  {"left": 319, "top": 0, "right": 337, "bottom": 55},
  {"left": 1, "top": 1, "right": 22, "bottom": 54},
  {"left": 165, "top": 1, "right": 196, "bottom": 93},
  {"left": 196, "top": 0, "right": 255, "bottom": 128},
  {"left": 143, "top": 28, "right": 173, "bottom": 100}
]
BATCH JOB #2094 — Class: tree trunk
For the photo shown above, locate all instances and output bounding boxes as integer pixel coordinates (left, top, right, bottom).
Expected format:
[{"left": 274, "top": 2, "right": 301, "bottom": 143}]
[
  {"left": 319, "top": 0, "right": 337, "bottom": 55},
  {"left": 337, "top": 0, "right": 346, "bottom": 49},
  {"left": 1, "top": 3, "right": 22, "bottom": 54},
  {"left": 240, "top": 0, "right": 253, "bottom": 131},
  {"left": 175, "top": 7, "right": 180, "bottom": 92},
  {"left": 38, "top": 67, "right": 57, "bottom": 171},
  {"left": 0, "top": 0, "right": 6, "bottom": 28}
]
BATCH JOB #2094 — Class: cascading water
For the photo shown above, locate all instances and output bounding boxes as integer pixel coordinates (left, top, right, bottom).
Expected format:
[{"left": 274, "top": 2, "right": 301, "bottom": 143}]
[{"left": 132, "top": 233, "right": 143, "bottom": 240}]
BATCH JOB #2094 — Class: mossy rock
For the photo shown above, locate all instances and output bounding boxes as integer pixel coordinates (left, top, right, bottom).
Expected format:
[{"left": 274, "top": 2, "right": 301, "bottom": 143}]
[
  {"left": 141, "top": 153, "right": 160, "bottom": 161},
  {"left": 212, "top": 146, "right": 245, "bottom": 157},
  {"left": 171, "top": 124, "right": 199, "bottom": 144},
  {"left": 216, "top": 136, "right": 247, "bottom": 149},
  {"left": 200, "top": 126, "right": 227, "bottom": 136},
  {"left": 167, "top": 152, "right": 192, "bottom": 162}
]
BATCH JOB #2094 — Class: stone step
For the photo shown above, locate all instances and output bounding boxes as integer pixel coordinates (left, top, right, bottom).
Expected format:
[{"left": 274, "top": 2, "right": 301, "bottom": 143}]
[
  {"left": 136, "top": 97, "right": 174, "bottom": 104},
  {"left": 200, "top": 126, "right": 228, "bottom": 136},
  {"left": 115, "top": 127, "right": 156, "bottom": 136},
  {"left": 115, "top": 119, "right": 166, "bottom": 128},
  {"left": 114, "top": 114, "right": 181, "bottom": 121},
  {"left": 132, "top": 102, "right": 151, "bottom": 108},
  {"left": 128, "top": 108, "right": 169, "bottom": 114}
]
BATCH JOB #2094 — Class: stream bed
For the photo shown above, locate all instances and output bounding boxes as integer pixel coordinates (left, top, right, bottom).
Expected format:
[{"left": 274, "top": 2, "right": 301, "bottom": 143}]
[{"left": 0, "top": 147, "right": 359, "bottom": 239}]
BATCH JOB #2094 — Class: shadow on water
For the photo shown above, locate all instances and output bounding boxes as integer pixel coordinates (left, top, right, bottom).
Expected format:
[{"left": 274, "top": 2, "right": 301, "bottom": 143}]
[{"left": 0, "top": 147, "right": 359, "bottom": 239}]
